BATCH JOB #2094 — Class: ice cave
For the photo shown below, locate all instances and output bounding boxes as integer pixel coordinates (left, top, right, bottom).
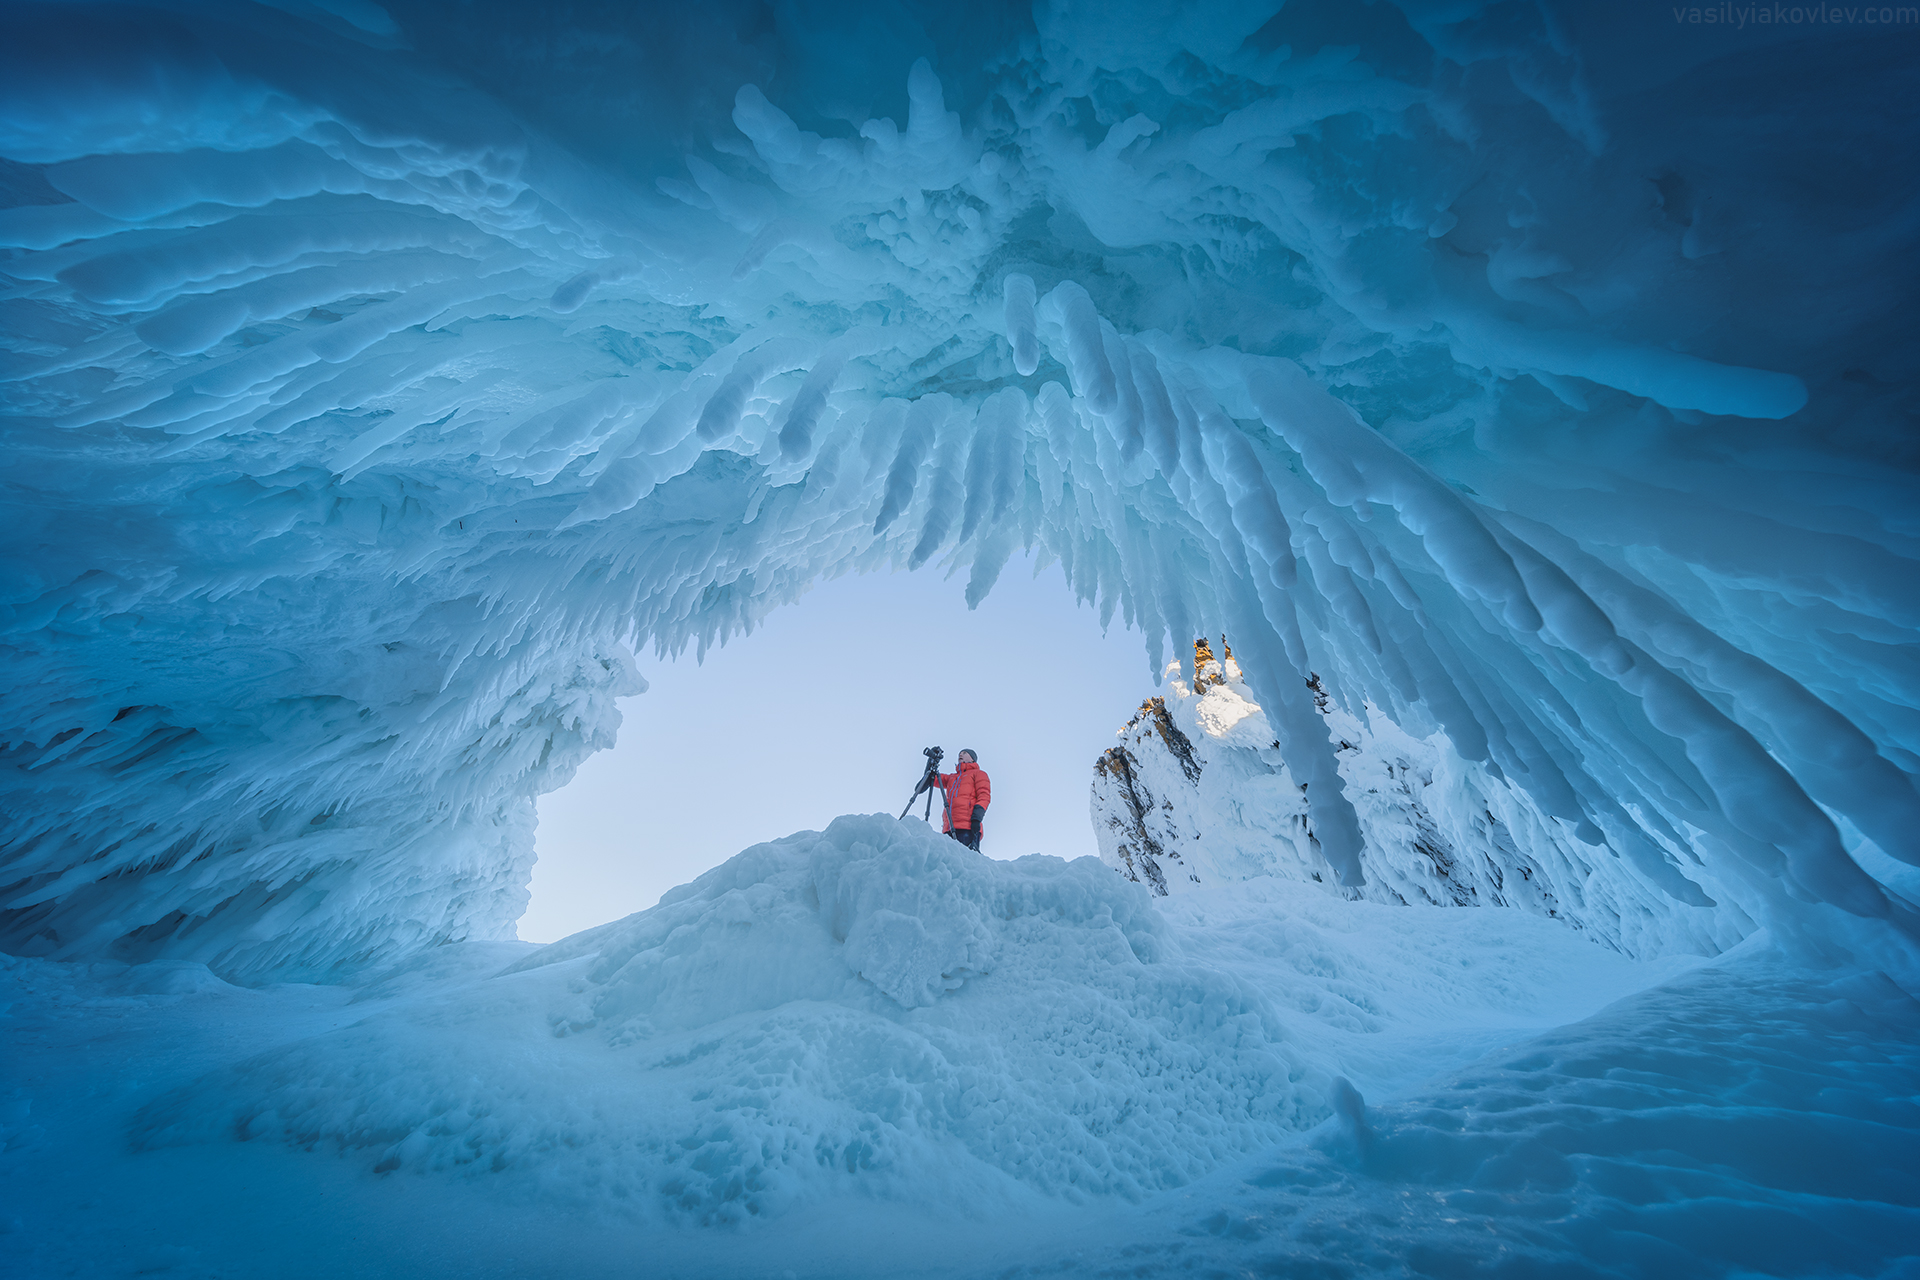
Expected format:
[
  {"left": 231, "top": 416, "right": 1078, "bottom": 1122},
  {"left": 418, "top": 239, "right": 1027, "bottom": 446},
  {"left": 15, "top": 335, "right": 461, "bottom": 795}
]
[{"left": 3, "top": 0, "right": 1918, "bottom": 1275}]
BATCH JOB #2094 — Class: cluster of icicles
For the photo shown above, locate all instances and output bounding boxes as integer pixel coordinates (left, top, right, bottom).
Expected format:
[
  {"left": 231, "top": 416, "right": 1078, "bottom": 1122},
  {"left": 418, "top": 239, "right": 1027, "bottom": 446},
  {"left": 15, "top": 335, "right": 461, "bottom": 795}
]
[{"left": 2, "top": 16, "right": 1914, "bottom": 977}]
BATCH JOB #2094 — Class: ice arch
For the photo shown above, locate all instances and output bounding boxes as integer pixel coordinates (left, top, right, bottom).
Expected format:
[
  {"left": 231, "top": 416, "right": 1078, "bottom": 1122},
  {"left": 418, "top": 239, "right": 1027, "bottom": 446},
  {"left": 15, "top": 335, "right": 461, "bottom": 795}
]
[{"left": 2, "top": 0, "right": 1916, "bottom": 979}]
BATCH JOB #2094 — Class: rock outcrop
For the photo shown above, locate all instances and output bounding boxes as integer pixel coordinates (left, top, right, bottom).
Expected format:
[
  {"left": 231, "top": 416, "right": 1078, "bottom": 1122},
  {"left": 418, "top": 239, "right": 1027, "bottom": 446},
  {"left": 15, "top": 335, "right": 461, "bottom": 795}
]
[{"left": 1091, "top": 643, "right": 1754, "bottom": 959}]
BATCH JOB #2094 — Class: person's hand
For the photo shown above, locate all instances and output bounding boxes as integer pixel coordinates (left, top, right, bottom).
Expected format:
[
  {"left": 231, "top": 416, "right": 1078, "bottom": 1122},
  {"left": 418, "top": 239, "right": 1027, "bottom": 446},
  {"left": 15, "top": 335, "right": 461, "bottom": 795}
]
[{"left": 971, "top": 805, "right": 985, "bottom": 832}]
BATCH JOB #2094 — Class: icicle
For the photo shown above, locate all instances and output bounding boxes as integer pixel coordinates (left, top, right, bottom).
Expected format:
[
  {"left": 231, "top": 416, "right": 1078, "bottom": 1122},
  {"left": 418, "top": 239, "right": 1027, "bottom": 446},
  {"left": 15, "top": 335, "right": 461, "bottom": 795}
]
[
  {"left": 777, "top": 327, "right": 879, "bottom": 460},
  {"left": 1242, "top": 358, "right": 1543, "bottom": 636},
  {"left": 1037, "top": 282, "right": 1117, "bottom": 414},
  {"left": 908, "top": 398, "right": 965, "bottom": 567},
  {"left": 1003, "top": 273, "right": 1040, "bottom": 377},
  {"left": 873, "top": 396, "right": 944, "bottom": 535}
]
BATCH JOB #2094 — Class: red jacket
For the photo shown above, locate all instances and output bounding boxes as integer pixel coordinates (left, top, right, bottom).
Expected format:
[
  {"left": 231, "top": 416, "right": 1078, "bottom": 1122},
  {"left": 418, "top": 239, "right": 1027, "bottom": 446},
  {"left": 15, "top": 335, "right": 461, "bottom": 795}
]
[{"left": 936, "top": 761, "right": 990, "bottom": 832}]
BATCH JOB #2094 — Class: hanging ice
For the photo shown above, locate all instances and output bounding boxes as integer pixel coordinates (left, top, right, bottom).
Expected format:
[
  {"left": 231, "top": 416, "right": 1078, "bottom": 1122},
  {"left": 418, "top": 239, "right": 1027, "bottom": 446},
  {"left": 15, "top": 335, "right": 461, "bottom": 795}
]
[{"left": 2, "top": 0, "right": 1917, "bottom": 986}]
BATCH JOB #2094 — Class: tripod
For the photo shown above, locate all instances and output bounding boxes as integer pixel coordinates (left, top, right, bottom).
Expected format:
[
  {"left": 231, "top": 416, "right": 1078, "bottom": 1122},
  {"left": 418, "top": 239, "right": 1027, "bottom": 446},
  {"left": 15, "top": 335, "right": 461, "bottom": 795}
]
[{"left": 899, "top": 746, "right": 943, "bottom": 821}]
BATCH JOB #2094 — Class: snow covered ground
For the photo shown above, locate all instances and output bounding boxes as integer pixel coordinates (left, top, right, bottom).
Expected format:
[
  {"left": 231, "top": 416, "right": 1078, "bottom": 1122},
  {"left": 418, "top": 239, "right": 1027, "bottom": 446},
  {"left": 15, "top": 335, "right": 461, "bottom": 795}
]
[{"left": 7, "top": 815, "right": 1912, "bottom": 1278}]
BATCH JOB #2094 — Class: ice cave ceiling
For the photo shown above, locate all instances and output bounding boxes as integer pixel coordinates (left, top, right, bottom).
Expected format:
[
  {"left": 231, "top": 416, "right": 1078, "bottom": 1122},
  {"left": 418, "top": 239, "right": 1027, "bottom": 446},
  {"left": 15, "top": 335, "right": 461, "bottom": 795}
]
[{"left": 1, "top": 0, "right": 1916, "bottom": 979}]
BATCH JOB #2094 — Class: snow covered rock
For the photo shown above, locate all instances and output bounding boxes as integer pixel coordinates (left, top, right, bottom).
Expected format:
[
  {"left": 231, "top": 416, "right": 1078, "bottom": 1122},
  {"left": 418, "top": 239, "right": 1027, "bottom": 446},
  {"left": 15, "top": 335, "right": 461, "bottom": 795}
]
[{"left": 1095, "top": 642, "right": 1754, "bottom": 958}]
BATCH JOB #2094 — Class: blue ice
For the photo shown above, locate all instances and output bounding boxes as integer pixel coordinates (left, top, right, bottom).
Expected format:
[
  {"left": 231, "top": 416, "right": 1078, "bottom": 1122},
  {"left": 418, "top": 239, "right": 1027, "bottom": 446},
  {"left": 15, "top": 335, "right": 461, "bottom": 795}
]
[{"left": 1, "top": 0, "right": 1916, "bottom": 1274}]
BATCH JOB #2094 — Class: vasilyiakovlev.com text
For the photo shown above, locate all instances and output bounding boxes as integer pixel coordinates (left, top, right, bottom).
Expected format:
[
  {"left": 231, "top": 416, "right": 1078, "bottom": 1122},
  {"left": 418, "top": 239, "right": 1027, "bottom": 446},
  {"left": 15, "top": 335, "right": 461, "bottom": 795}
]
[{"left": 1673, "top": 3, "right": 1916, "bottom": 23}]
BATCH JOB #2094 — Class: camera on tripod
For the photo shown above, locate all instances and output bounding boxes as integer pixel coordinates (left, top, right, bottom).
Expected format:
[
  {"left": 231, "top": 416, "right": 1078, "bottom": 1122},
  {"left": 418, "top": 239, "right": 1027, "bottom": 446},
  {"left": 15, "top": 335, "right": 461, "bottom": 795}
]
[{"left": 900, "top": 747, "right": 945, "bottom": 820}]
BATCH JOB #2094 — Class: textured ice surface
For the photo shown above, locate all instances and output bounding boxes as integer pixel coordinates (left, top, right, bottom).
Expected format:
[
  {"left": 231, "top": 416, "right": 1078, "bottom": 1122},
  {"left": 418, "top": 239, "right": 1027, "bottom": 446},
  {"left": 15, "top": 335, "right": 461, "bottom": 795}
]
[
  {"left": 997, "top": 949, "right": 1920, "bottom": 1280},
  {"left": 3, "top": 1, "right": 1918, "bottom": 984},
  {"left": 128, "top": 816, "right": 1317, "bottom": 1218},
  {"left": 1092, "top": 649, "right": 1755, "bottom": 957},
  {"left": 4, "top": 6, "right": 1917, "bottom": 1275},
  {"left": 3, "top": 815, "right": 1738, "bottom": 1267},
  {"left": 5, "top": 822, "right": 1913, "bottom": 1277}
]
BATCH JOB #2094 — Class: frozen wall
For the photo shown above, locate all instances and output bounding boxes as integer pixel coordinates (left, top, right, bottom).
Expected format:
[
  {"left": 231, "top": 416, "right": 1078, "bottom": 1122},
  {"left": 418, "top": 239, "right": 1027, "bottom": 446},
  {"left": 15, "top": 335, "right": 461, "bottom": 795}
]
[{"left": 2, "top": 0, "right": 1916, "bottom": 979}]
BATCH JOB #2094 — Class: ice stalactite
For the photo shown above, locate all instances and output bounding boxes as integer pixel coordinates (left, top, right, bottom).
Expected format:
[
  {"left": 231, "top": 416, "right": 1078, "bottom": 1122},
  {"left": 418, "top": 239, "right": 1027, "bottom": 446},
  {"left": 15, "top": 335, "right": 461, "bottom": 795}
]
[{"left": 2, "top": 0, "right": 1916, "bottom": 978}]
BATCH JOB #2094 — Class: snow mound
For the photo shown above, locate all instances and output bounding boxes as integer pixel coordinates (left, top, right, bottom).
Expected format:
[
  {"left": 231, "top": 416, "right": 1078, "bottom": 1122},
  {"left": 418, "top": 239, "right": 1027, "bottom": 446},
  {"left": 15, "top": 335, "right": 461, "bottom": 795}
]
[
  {"left": 122, "top": 813, "right": 1695, "bottom": 1228},
  {"left": 129, "top": 816, "right": 1322, "bottom": 1221}
]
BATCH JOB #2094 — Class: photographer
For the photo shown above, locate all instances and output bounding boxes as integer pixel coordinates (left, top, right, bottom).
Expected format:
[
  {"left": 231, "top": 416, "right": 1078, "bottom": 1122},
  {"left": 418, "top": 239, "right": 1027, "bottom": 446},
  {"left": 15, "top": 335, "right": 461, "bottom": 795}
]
[{"left": 910, "top": 748, "right": 992, "bottom": 850}]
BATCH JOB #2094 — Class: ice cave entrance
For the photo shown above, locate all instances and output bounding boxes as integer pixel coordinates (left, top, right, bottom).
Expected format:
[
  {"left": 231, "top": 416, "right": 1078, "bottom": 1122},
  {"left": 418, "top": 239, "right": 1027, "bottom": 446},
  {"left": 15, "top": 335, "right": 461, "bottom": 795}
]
[
  {"left": 521, "top": 557, "right": 1154, "bottom": 942},
  {"left": 4, "top": 1, "right": 1917, "bottom": 1273}
]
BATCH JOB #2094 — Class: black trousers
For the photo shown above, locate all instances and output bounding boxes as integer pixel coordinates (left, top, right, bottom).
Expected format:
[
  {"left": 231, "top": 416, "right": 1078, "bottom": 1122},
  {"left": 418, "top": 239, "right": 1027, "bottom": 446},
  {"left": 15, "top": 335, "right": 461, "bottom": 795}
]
[{"left": 946, "top": 827, "right": 981, "bottom": 851}]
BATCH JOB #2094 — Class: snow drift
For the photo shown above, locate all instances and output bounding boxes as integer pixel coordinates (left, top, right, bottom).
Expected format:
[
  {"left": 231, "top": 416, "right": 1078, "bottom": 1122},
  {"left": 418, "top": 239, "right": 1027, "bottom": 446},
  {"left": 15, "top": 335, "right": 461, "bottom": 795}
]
[
  {"left": 2, "top": 0, "right": 1917, "bottom": 982},
  {"left": 126, "top": 816, "right": 1311, "bottom": 1219},
  {"left": 115, "top": 813, "right": 1704, "bottom": 1227},
  {"left": 7, "top": 818, "right": 1912, "bottom": 1276}
]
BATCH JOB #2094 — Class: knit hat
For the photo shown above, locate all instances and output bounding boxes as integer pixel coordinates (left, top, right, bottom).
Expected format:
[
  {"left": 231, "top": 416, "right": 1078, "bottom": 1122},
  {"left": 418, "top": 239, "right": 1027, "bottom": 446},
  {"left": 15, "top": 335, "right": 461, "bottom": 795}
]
[{"left": 958, "top": 749, "right": 977, "bottom": 763}]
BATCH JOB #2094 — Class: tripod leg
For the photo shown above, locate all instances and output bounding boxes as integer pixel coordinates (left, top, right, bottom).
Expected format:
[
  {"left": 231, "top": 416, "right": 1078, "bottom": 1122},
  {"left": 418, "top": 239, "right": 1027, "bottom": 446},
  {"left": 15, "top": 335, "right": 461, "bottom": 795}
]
[{"left": 901, "top": 770, "right": 936, "bottom": 821}]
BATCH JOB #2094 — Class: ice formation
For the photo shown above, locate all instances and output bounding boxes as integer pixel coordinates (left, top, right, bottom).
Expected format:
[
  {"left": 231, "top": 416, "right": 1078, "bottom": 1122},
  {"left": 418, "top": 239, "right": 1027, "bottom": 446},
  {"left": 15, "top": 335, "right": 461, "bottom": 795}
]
[
  {"left": 8, "top": 6, "right": 1920, "bottom": 1273},
  {"left": 1092, "top": 643, "right": 1758, "bottom": 956},
  {"left": 3, "top": 1, "right": 1917, "bottom": 993},
  {"left": 129, "top": 818, "right": 1319, "bottom": 1220}
]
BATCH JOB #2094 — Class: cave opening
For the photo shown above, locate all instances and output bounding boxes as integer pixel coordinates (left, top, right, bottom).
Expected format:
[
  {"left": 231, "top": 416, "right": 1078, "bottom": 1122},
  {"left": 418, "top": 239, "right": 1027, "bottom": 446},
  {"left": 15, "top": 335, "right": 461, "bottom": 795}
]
[{"left": 520, "top": 555, "right": 1153, "bottom": 941}]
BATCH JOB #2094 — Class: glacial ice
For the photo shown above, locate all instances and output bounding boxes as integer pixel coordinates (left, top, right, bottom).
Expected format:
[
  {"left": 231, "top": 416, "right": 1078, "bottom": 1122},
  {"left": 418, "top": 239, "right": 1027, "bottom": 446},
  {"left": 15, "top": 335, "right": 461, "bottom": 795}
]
[
  {"left": 1, "top": 1, "right": 1918, "bottom": 1272},
  {"left": 4, "top": 0, "right": 1916, "bottom": 981}
]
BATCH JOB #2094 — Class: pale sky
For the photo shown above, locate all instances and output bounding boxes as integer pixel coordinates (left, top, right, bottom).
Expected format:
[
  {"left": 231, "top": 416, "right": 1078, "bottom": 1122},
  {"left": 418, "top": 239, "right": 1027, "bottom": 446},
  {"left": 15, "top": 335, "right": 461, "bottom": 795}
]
[{"left": 519, "top": 555, "right": 1166, "bottom": 942}]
